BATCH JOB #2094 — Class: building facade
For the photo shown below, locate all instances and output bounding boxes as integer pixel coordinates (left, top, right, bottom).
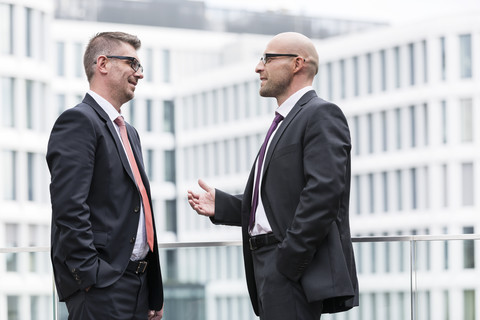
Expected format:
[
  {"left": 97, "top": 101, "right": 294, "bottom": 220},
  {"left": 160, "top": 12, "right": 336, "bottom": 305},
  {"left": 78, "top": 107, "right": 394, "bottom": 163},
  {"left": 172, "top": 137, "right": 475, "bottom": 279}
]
[{"left": 1, "top": 0, "right": 480, "bottom": 319}]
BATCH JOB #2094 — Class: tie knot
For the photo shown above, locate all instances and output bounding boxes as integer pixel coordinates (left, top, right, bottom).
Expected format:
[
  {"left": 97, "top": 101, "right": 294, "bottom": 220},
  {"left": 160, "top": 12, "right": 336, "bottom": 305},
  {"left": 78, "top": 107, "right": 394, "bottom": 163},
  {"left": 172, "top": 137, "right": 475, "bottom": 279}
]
[
  {"left": 114, "top": 116, "right": 125, "bottom": 127},
  {"left": 274, "top": 112, "right": 284, "bottom": 124}
]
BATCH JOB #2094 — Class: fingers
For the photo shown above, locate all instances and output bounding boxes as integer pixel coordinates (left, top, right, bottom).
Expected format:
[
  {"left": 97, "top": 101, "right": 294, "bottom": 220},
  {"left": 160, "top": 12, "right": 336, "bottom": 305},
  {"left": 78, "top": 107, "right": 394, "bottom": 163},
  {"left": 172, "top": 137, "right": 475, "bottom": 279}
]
[{"left": 198, "top": 179, "right": 212, "bottom": 193}]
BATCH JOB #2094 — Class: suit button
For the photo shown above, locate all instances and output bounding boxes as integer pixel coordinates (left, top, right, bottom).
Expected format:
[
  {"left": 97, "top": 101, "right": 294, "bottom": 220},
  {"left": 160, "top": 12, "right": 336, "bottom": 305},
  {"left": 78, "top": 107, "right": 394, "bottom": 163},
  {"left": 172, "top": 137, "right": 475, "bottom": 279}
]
[
  {"left": 134, "top": 206, "right": 140, "bottom": 213},
  {"left": 130, "top": 237, "right": 136, "bottom": 244}
]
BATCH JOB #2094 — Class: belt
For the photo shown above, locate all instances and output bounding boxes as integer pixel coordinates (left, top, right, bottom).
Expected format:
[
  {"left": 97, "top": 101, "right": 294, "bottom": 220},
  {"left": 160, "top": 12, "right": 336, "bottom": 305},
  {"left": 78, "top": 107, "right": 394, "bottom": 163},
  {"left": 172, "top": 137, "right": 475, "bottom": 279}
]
[
  {"left": 127, "top": 259, "right": 148, "bottom": 275},
  {"left": 249, "top": 233, "right": 279, "bottom": 251}
]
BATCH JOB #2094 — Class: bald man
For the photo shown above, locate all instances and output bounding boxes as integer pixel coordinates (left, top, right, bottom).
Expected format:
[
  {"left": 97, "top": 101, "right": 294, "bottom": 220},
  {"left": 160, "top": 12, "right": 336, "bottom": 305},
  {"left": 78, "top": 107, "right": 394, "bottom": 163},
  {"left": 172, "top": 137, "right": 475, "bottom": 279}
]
[{"left": 188, "top": 32, "right": 359, "bottom": 319}]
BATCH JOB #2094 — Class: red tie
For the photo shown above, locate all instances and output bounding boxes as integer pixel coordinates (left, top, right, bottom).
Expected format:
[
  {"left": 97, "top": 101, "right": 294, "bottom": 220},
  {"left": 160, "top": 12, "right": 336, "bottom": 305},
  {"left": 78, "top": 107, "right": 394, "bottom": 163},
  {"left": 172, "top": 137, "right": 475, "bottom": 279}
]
[{"left": 114, "top": 116, "right": 154, "bottom": 251}]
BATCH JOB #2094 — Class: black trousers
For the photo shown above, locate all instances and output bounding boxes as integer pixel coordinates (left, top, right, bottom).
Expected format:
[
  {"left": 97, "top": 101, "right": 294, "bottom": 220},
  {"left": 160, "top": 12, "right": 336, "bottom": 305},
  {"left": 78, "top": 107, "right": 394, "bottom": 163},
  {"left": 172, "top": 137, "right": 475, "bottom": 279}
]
[
  {"left": 252, "top": 244, "right": 323, "bottom": 320},
  {"left": 65, "top": 266, "right": 149, "bottom": 320}
]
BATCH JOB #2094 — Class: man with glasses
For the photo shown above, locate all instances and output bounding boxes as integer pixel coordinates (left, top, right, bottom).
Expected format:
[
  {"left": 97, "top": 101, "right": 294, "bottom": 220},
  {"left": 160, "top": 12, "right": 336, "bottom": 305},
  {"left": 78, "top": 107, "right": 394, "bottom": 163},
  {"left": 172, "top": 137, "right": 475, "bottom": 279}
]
[
  {"left": 47, "top": 32, "right": 163, "bottom": 319},
  {"left": 188, "top": 32, "right": 358, "bottom": 319}
]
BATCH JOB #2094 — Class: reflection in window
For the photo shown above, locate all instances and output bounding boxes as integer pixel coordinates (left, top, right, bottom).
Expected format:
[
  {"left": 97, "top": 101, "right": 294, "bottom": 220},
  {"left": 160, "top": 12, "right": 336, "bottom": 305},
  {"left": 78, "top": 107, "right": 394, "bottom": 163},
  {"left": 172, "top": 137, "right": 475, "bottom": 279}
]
[
  {"left": 464, "top": 290, "right": 475, "bottom": 320},
  {"left": 165, "top": 200, "right": 177, "bottom": 233}
]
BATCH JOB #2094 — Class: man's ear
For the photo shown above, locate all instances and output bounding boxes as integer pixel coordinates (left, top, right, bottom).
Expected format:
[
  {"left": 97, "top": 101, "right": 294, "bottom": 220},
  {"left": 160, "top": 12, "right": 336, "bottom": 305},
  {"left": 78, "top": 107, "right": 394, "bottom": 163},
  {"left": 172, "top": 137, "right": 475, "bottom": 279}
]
[
  {"left": 96, "top": 55, "right": 109, "bottom": 75},
  {"left": 293, "top": 56, "right": 305, "bottom": 74}
]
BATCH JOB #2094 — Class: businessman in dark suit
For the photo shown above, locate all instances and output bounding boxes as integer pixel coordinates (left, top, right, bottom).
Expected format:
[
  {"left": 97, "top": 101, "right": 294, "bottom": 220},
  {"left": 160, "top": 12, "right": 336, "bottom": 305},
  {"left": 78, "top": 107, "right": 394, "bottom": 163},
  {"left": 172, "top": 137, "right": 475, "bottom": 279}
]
[
  {"left": 47, "top": 32, "right": 163, "bottom": 320},
  {"left": 188, "top": 32, "right": 358, "bottom": 319}
]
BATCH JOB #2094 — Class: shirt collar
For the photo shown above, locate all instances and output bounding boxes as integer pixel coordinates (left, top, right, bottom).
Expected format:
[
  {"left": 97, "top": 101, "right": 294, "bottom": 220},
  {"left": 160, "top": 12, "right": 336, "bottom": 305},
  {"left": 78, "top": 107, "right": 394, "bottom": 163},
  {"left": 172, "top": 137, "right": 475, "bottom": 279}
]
[
  {"left": 276, "top": 86, "right": 314, "bottom": 118},
  {"left": 87, "top": 90, "right": 123, "bottom": 123}
]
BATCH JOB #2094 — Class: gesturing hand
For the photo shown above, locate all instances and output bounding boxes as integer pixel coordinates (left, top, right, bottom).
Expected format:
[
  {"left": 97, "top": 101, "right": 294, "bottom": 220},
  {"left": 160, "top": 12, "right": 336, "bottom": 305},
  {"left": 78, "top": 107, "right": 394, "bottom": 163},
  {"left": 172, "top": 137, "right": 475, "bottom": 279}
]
[{"left": 187, "top": 179, "right": 215, "bottom": 217}]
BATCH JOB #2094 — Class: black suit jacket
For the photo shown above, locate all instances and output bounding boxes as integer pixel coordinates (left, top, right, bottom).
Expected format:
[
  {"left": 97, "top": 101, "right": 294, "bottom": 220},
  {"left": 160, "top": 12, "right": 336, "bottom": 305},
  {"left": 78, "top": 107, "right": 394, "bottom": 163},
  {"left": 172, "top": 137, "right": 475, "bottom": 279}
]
[
  {"left": 46, "top": 94, "right": 163, "bottom": 310},
  {"left": 213, "top": 90, "right": 359, "bottom": 314}
]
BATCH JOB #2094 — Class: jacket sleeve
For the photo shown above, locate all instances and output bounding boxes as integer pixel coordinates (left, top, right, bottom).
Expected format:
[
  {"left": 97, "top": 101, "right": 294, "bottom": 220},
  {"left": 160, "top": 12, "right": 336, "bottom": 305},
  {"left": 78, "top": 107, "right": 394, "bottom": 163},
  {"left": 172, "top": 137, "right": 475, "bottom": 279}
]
[
  {"left": 210, "top": 189, "right": 243, "bottom": 227},
  {"left": 47, "top": 108, "right": 99, "bottom": 290}
]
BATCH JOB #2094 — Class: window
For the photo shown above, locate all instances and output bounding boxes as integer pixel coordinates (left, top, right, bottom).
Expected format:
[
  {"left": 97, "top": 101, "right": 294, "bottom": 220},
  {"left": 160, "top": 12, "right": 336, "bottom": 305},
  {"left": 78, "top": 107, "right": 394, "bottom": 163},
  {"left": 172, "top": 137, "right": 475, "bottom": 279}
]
[
  {"left": 396, "top": 170, "right": 403, "bottom": 211},
  {"left": 381, "top": 111, "right": 387, "bottom": 152},
  {"left": 164, "top": 150, "right": 176, "bottom": 183},
  {"left": 423, "top": 103, "right": 429, "bottom": 146},
  {"left": 409, "top": 105, "right": 416, "bottom": 148},
  {"left": 410, "top": 168, "right": 417, "bottom": 210},
  {"left": 26, "top": 80, "right": 34, "bottom": 129},
  {"left": 3, "top": 150, "right": 17, "bottom": 200},
  {"left": 339, "top": 59, "right": 346, "bottom": 99},
  {"left": 460, "top": 98, "right": 473, "bottom": 142},
  {"left": 440, "top": 37, "right": 446, "bottom": 81},
  {"left": 165, "top": 200, "right": 177, "bottom": 233},
  {"left": 380, "top": 50, "right": 387, "bottom": 91},
  {"left": 459, "top": 34, "right": 472, "bottom": 79},
  {"left": 394, "top": 46, "right": 401, "bottom": 88},
  {"left": 395, "top": 108, "right": 402, "bottom": 150},
  {"left": 382, "top": 171, "right": 388, "bottom": 212},
  {"left": 422, "top": 40, "right": 428, "bottom": 83},
  {"left": 1, "top": 77, "right": 15, "bottom": 127},
  {"left": 368, "top": 173, "right": 374, "bottom": 213},
  {"left": 366, "top": 53, "right": 373, "bottom": 94},
  {"left": 27, "top": 152, "right": 35, "bottom": 201},
  {"left": 464, "top": 290, "right": 475, "bottom": 320},
  {"left": 56, "top": 94, "right": 66, "bottom": 116},
  {"left": 163, "top": 100, "right": 174, "bottom": 133},
  {"left": 353, "top": 116, "right": 360, "bottom": 156},
  {"left": 146, "top": 99, "right": 153, "bottom": 132},
  {"left": 463, "top": 226, "right": 475, "bottom": 269},
  {"left": 6, "top": 224, "right": 19, "bottom": 271},
  {"left": 441, "top": 100, "right": 447, "bottom": 144},
  {"left": 442, "top": 164, "right": 448, "bottom": 207},
  {"left": 0, "top": 4, "right": 13, "bottom": 54},
  {"left": 327, "top": 62, "right": 333, "bottom": 100},
  {"left": 74, "top": 42, "right": 84, "bottom": 78},
  {"left": 354, "top": 175, "right": 361, "bottom": 215},
  {"left": 146, "top": 149, "right": 154, "bottom": 180},
  {"left": 128, "top": 100, "right": 135, "bottom": 127},
  {"left": 56, "top": 42, "right": 65, "bottom": 77},
  {"left": 7, "top": 296, "right": 19, "bottom": 320},
  {"left": 461, "top": 163, "right": 474, "bottom": 206},
  {"left": 353, "top": 56, "right": 359, "bottom": 96},
  {"left": 26, "top": 8, "right": 33, "bottom": 57},
  {"left": 367, "top": 113, "right": 374, "bottom": 153},
  {"left": 145, "top": 48, "right": 153, "bottom": 82},
  {"left": 408, "top": 43, "right": 415, "bottom": 86},
  {"left": 162, "top": 49, "right": 171, "bottom": 83}
]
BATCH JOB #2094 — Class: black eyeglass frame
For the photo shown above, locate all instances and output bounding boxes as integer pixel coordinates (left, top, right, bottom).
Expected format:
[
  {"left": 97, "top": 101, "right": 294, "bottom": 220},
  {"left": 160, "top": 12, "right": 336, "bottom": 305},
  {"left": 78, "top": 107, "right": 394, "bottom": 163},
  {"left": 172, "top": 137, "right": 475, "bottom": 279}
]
[
  {"left": 260, "top": 53, "right": 304, "bottom": 64},
  {"left": 95, "top": 55, "right": 144, "bottom": 73}
]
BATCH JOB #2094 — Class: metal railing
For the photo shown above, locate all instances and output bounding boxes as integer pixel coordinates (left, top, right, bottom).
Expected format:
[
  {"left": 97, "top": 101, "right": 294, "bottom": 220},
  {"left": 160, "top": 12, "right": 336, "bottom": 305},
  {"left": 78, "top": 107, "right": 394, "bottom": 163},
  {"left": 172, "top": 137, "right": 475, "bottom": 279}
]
[{"left": 1, "top": 234, "right": 480, "bottom": 320}]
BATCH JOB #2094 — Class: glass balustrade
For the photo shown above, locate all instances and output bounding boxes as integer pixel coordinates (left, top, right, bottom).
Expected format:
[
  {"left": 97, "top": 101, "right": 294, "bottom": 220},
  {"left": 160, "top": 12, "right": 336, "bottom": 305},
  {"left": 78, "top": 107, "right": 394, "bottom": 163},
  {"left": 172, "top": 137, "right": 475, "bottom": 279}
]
[{"left": 1, "top": 235, "right": 478, "bottom": 320}]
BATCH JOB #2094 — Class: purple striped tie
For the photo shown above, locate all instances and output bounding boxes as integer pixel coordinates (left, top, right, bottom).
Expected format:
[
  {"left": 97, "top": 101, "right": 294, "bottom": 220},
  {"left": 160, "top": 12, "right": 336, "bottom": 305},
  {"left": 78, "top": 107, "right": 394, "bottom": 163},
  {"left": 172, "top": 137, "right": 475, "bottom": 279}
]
[{"left": 249, "top": 112, "right": 284, "bottom": 231}]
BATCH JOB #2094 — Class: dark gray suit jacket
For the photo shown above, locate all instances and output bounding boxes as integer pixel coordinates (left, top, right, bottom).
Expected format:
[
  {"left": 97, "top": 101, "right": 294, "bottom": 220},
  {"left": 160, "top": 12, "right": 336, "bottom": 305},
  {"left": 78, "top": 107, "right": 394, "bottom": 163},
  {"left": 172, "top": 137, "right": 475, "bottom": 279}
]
[
  {"left": 213, "top": 90, "right": 359, "bottom": 315},
  {"left": 47, "top": 94, "right": 163, "bottom": 310}
]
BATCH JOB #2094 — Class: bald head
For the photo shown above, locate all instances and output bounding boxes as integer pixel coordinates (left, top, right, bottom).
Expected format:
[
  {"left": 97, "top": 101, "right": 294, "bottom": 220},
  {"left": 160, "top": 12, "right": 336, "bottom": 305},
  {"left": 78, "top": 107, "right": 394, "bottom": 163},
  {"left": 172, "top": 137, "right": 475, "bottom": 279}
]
[{"left": 268, "top": 32, "right": 319, "bottom": 78}]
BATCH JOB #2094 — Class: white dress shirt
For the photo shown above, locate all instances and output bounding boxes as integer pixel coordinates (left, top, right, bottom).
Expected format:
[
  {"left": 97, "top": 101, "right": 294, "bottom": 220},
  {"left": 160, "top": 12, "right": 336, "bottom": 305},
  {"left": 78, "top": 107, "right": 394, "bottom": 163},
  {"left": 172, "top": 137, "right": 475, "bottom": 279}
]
[
  {"left": 250, "top": 86, "right": 314, "bottom": 236},
  {"left": 88, "top": 90, "right": 149, "bottom": 260}
]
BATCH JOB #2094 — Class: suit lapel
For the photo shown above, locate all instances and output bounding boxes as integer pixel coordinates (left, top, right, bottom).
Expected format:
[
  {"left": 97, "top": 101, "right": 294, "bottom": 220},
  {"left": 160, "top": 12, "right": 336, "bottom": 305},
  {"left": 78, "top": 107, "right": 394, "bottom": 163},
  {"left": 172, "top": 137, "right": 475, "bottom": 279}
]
[
  {"left": 83, "top": 94, "right": 137, "bottom": 185},
  {"left": 262, "top": 90, "right": 317, "bottom": 175}
]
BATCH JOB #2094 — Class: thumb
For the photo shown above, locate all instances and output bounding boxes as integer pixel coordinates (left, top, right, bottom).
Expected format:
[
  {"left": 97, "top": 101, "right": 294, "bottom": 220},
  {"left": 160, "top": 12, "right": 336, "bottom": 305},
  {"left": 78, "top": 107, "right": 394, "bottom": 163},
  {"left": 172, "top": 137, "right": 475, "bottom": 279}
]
[{"left": 198, "top": 179, "right": 213, "bottom": 193}]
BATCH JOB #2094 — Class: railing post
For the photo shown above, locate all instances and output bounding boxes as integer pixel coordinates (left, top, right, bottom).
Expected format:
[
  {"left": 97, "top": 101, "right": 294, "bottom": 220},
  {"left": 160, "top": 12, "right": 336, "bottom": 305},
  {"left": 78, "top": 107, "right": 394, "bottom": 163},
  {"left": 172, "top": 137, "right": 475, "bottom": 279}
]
[{"left": 410, "top": 239, "right": 417, "bottom": 320}]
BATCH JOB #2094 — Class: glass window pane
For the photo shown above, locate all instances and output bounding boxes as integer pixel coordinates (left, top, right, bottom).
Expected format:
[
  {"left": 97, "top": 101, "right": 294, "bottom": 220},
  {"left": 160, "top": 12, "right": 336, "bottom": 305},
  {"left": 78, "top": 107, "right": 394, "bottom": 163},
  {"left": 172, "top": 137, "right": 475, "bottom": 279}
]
[
  {"left": 2, "top": 77, "right": 15, "bottom": 127},
  {"left": 462, "top": 162, "right": 474, "bottom": 206},
  {"left": 460, "top": 98, "right": 473, "bottom": 142},
  {"left": 460, "top": 34, "right": 472, "bottom": 79}
]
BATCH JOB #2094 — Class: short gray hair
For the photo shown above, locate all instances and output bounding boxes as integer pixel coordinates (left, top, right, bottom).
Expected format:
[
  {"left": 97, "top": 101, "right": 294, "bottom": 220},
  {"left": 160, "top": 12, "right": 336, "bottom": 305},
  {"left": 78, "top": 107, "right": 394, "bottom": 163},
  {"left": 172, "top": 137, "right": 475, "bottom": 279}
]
[{"left": 83, "top": 31, "right": 141, "bottom": 82}]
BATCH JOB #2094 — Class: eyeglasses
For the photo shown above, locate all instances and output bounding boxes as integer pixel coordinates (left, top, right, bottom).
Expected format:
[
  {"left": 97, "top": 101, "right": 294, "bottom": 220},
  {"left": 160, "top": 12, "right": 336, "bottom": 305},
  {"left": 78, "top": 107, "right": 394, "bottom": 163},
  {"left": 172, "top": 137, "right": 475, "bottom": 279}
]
[
  {"left": 260, "top": 53, "right": 301, "bottom": 65},
  {"left": 96, "top": 55, "right": 144, "bottom": 73}
]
